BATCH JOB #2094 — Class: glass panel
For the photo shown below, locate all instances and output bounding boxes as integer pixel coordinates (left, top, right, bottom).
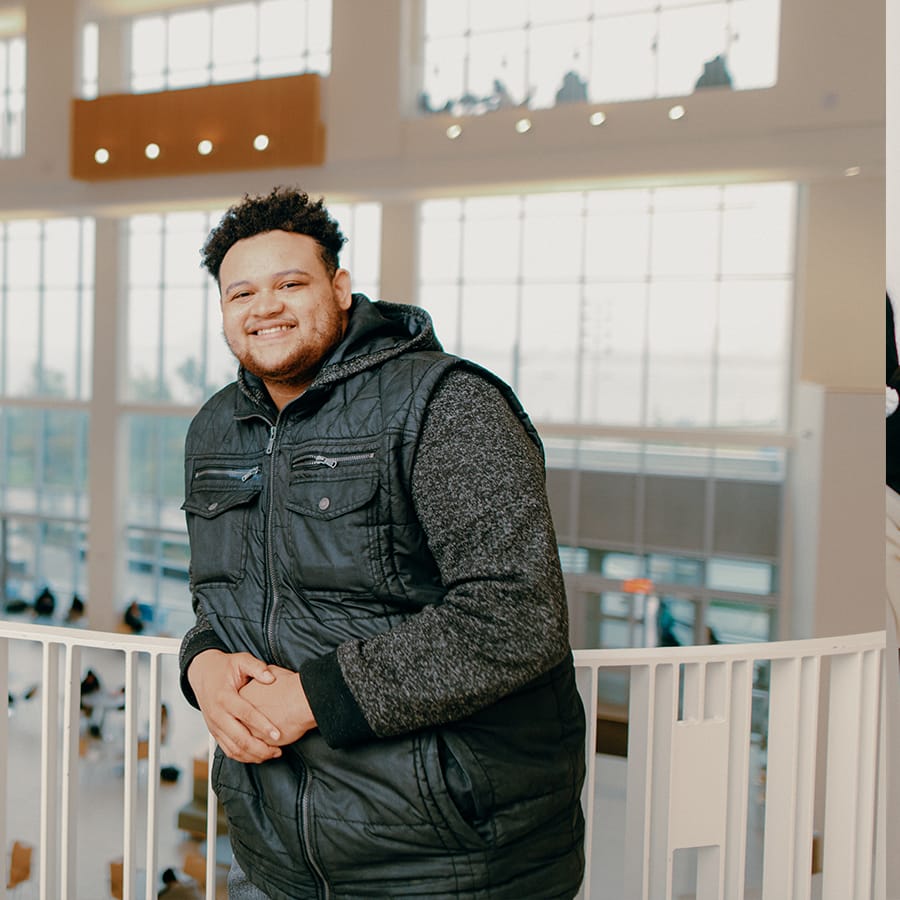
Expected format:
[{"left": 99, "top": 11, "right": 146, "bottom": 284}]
[
  {"left": 127, "top": 288, "right": 163, "bottom": 401},
  {"left": 81, "top": 22, "right": 99, "bottom": 99},
  {"left": 6, "top": 289, "right": 39, "bottom": 397},
  {"left": 716, "top": 279, "right": 791, "bottom": 428},
  {"left": 707, "top": 558, "right": 773, "bottom": 595},
  {"left": 459, "top": 283, "right": 517, "bottom": 383},
  {"left": 647, "top": 553, "right": 703, "bottom": 586},
  {"left": 721, "top": 182, "right": 796, "bottom": 276},
  {"left": 519, "top": 283, "right": 579, "bottom": 421},
  {"left": 41, "top": 289, "right": 79, "bottom": 397},
  {"left": 658, "top": 4, "right": 729, "bottom": 98},
  {"left": 729, "top": 0, "right": 780, "bottom": 89},
  {"left": 707, "top": 598, "right": 774, "bottom": 643},
  {"left": 521, "top": 193, "right": 583, "bottom": 280},
  {"left": 646, "top": 282, "right": 716, "bottom": 427},
  {"left": 590, "top": 13, "right": 657, "bottom": 103},
  {"left": 419, "top": 216, "right": 463, "bottom": 283},
  {"left": 581, "top": 283, "right": 646, "bottom": 426},
  {"left": 163, "top": 288, "right": 207, "bottom": 405},
  {"left": 212, "top": 3, "right": 257, "bottom": 83},
  {"left": 420, "top": 285, "right": 460, "bottom": 351},
  {"left": 655, "top": 597, "right": 696, "bottom": 646},
  {"left": 168, "top": 10, "right": 211, "bottom": 87},
  {"left": 529, "top": 22, "right": 591, "bottom": 109}
]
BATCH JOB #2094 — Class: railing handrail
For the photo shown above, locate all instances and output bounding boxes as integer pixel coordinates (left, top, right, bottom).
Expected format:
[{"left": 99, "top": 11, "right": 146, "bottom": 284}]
[{"left": 0, "top": 618, "right": 883, "bottom": 662}]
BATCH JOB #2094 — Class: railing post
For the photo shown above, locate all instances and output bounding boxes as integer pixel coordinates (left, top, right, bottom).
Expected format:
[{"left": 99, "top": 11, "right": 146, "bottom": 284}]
[
  {"left": 60, "top": 643, "right": 81, "bottom": 900},
  {"left": 575, "top": 661, "right": 598, "bottom": 900},
  {"left": 39, "top": 641, "right": 61, "bottom": 900},
  {"left": 0, "top": 636, "right": 8, "bottom": 900}
]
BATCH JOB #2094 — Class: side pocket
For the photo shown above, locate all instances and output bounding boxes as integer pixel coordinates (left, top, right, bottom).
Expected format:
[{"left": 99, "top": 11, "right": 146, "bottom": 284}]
[{"left": 435, "top": 731, "right": 494, "bottom": 845}]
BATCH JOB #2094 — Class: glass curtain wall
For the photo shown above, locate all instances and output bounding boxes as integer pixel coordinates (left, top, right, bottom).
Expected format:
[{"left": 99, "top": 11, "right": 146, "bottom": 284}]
[
  {"left": 0, "top": 218, "right": 95, "bottom": 611},
  {"left": 419, "top": 0, "right": 781, "bottom": 115},
  {"left": 418, "top": 182, "right": 796, "bottom": 651},
  {"left": 0, "top": 34, "right": 26, "bottom": 157}
]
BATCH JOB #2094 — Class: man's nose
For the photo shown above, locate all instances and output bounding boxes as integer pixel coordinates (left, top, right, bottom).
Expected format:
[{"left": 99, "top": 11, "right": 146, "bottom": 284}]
[{"left": 253, "top": 288, "right": 284, "bottom": 314}]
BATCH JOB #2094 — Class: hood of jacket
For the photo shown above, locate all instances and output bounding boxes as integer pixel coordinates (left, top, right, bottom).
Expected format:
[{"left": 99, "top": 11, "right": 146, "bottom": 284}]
[{"left": 234, "top": 295, "right": 442, "bottom": 414}]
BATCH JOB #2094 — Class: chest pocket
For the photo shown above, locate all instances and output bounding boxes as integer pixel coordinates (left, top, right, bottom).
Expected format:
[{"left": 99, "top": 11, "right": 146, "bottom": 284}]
[
  {"left": 283, "top": 451, "right": 380, "bottom": 591},
  {"left": 182, "top": 462, "right": 263, "bottom": 586}
]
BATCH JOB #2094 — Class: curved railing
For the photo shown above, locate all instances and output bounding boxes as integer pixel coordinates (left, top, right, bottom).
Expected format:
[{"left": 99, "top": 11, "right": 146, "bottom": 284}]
[{"left": 0, "top": 620, "right": 886, "bottom": 900}]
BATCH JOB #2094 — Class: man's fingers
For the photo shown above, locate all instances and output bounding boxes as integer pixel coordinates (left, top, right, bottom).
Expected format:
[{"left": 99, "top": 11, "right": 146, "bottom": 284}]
[
  {"left": 233, "top": 653, "right": 275, "bottom": 684},
  {"left": 234, "top": 696, "right": 282, "bottom": 743}
]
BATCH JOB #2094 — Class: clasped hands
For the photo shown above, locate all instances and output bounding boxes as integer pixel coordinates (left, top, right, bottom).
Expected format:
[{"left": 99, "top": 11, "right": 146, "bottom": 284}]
[{"left": 187, "top": 649, "right": 317, "bottom": 763}]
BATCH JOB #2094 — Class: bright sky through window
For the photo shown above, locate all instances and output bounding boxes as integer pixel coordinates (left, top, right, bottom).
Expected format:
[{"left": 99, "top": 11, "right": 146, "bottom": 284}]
[
  {"left": 420, "top": 0, "right": 780, "bottom": 115},
  {"left": 127, "top": 0, "right": 332, "bottom": 93}
]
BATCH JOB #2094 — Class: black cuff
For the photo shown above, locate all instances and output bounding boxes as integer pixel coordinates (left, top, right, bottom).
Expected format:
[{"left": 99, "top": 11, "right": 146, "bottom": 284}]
[
  {"left": 179, "top": 632, "right": 230, "bottom": 709},
  {"left": 300, "top": 651, "right": 376, "bottom": 749}
]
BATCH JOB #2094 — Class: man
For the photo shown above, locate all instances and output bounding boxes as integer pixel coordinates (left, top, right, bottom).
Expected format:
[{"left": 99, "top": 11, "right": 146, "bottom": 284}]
[{"left": 179, "top": 187, "right": 586, "bottom": 899}]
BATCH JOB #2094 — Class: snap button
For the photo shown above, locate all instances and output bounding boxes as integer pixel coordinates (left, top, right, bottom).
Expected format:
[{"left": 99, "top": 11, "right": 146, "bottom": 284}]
[
  {"left": 207, "top": 501, "right": 219, "bottom": 511},
  {"left": 318, "top": 496, "right": 331, "bottom": 511}
]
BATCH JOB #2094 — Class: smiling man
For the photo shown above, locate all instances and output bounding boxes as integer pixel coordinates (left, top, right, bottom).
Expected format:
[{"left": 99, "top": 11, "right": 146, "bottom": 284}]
[{"left": 179, "top": 187, "right": 586, "bottom": 900}]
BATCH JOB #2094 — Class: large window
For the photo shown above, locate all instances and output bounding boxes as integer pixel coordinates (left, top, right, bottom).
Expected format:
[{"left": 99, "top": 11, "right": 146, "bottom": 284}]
[
  {"left": 419, "top": 183, "right": 796, "bottom": 430},
  {"left": 0, "top": 34, "right": 25, "bottom": 158},
  {"left": 419, "top": 184, "right": 794, "bottom": 649},
  {"left": 0, "top": 218, "right": 95, "bottom": 606},
  {"left": 128, "top": 0, "right": 332, "bottom": 93},
  {"left": 419, "top": 0, "right": 781, "bottom": 116}
]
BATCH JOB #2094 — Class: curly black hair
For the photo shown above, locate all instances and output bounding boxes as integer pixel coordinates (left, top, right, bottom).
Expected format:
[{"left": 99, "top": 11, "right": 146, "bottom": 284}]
[{"left": 201, "top": 187, "right": 347, "bottom": 282}]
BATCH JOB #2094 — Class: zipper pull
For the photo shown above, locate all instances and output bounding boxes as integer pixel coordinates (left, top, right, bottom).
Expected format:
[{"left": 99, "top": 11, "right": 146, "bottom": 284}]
[
  {"left": 241, "top": 465, "right": 261, "bottom": 482},
  {"left": 266, "top": 425, "right": 277, "bottom": 455},
  {"left": 316, "top": 455, "right": 338, "bottom": 468}
]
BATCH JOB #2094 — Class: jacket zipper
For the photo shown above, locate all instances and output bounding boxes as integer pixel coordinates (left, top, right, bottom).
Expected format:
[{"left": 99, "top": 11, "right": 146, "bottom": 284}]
[
  {"left": 263, "top": 419, "right": 330, "bottom": 899},
  {"left": 194, "top": 464, "right": 261, "bottom": 482},
  {"left": 291, "top": 452, "right": 375, "bottom": 470}
]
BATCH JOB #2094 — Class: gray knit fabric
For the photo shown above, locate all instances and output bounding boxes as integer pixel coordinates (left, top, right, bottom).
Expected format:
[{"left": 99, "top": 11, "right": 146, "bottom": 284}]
[{"left": 335, "top": 367, "right": 571, "bottom": 736}]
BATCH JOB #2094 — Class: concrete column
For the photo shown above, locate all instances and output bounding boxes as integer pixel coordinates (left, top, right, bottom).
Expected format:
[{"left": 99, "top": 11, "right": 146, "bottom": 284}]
[{"left": 86, "top": 217, "right": 125, "bottom": 631}]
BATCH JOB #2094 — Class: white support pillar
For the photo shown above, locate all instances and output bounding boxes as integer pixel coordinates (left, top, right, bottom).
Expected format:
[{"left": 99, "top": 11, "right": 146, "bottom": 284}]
[{"left": 87, "top": 217, "right": 126, "bottom": 632}]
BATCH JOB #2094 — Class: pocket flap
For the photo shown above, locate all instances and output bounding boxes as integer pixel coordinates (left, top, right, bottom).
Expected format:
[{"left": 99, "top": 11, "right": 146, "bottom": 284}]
[
  {"left": 285, "top": 475, "right": 377, "bottom": 520},
  {"left": 182, "top": 486, "right": 261, "bottom": 519}
]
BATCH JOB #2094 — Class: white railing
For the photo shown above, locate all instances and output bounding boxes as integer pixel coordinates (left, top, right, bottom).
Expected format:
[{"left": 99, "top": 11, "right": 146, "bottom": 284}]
[{"left": 0, "top": 620, "right": 886, "bottom": 900}]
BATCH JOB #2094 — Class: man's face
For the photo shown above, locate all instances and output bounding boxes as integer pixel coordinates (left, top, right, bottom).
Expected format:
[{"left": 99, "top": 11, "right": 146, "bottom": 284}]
[{"left": 219, "top": 230, "right": 352, "bottom": 403}]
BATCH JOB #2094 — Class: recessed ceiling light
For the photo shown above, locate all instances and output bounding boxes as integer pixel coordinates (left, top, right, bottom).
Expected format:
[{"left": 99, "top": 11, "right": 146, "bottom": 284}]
[
  {"left": 589, "top": 111, "right": 607, "bottom": 126},
  {"left": 668, "top": 105, "right": 686, "bottom": 121},
  {"left": 94, "top": 148, "right": 110, "bottom": 164},
  {"left": 446, "top": 124, "right": 462, "bottom": 140},
  {"left": 197, "top": 139, "right": 213, "bottom": 156},
  {"left": 253, "top": 134, "right": 270, "bottom": 151},
  {"left": 515, "top": 117, "right": 532, "bottom": 134},
  {"left": 144, "top": 142, "right": 161, "bottom": 160}
]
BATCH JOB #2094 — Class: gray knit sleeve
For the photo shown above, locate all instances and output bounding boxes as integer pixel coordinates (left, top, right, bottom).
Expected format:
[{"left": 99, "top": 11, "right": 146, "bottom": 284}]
[{"left": 332, "top": 367, "right": 571, "bottom": 737}]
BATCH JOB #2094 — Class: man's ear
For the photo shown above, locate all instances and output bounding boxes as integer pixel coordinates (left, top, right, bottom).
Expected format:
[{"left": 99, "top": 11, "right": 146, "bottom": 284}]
[{"left": 333, "top": 268, "right": 353, "bottom": 310}]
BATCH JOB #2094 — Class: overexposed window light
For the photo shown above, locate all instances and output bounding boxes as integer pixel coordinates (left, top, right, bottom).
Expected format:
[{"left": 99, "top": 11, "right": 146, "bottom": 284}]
[
  {"left": 589, "top": 111, "right": 607, "bottom": 126},
  {"left": 144, "top": 142, "right": 161, "bottom": 159},
  {"left": 197, "top": 139, "right": 214, "bottom": 156},
  {"left": 446, "top": 124, "right": 462, "bottom": 140},
  {"left": 515, "top": 117, "right": 532, "bottom": 134},
  {"left": 668, "top": 105, "right": 686, "bottom": 121},
  {"left": 94, "top": 147, "right": 110, "bottom": 164},
  {"left": 253, "top": 133, "right": 270, "bottom": 151}
]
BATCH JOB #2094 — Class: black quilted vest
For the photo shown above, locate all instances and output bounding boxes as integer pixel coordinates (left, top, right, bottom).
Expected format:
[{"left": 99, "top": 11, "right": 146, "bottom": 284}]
[{"left": 182, "top": 298, "right": 585, "bottom": 899}]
